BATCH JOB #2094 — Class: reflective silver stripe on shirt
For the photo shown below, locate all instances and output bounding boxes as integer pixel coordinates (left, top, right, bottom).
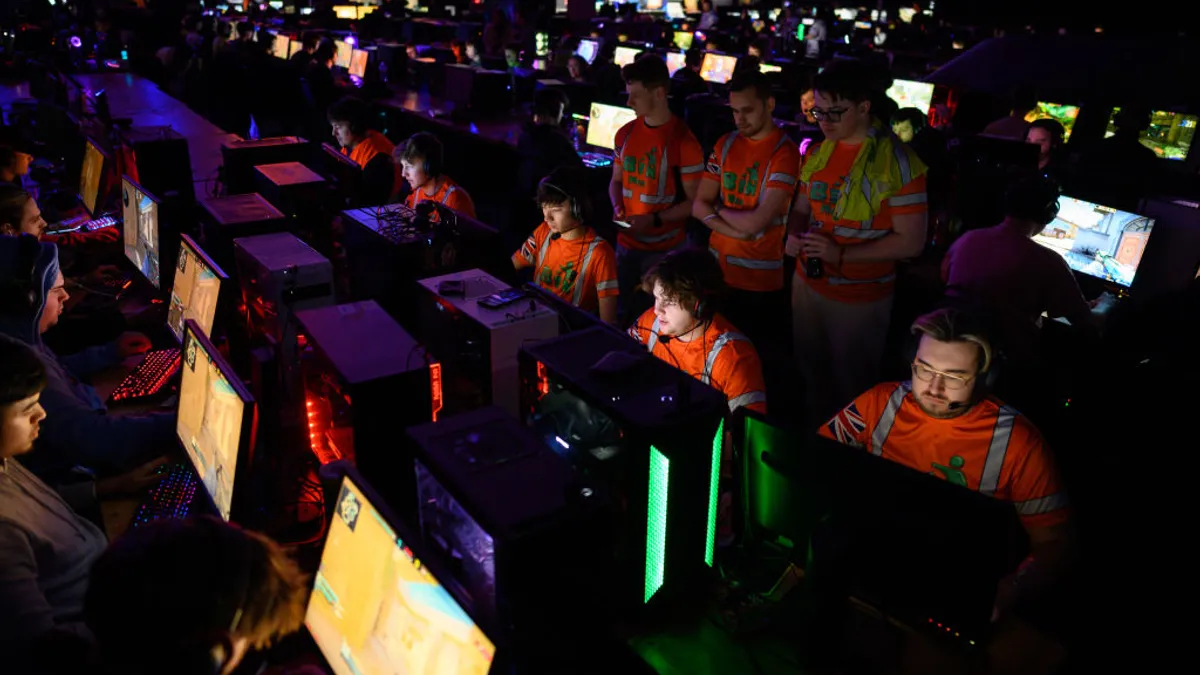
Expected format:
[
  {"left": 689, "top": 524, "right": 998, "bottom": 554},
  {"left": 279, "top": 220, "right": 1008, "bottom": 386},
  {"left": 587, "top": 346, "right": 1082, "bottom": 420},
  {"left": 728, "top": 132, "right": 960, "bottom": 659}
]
[
  {"left": 622, "top": 188, "right": 634, "bottom": 199},
  {"left": 701, "top": 331, "right": 751, "bottom": 385},
  {"left": 726, "top": 255, "right": 783, "bottom": 270},
  {"left": 889, "top": 192, "right": 927, "bottom": 207},
  {"left": 832, "top": 226, "right": 890, "bottom": 240},
  {"left": 535, "top": 232, "right": 553, "bottom": 270},
  {"left": 827, "top": 273, "right": 897, "bottom": 286},
  {"left": 680, "top": 163, "right": 705, "bottom": 174},
  {"left": 728, "top": 390, "right": 766, "bottom": 412},
  {"left": 441, "top": 185, "right": 457, "bottom": 205},
  {"left": 646, "top": 317, "right": 661, "bottom": 351},
  {"left": 892, "top": 142, "right": 913, "bottom": 186},
  {"left": 634, "top": 229, "right": 679, "bottom": 244},
  {"left": 869, "top": 381, "right": 911, "bottom": 456},
  {"left": 597, "top": 279, "right": 618, "bottom": 291},
  {"left": 1015, "top": 493, "right": 1069, "bottom": 516},
  {"left": 768, "top": 172, "right": 796, "bottom": 185},
  {"left": 717, "top": 132, "right": 740, "bottom": 166},
  {"left": 978, "top": 406, "right": 1017, "bottom": 497},
  {"left": 571, "top": 238, "right": 603, "bottom": 305}
]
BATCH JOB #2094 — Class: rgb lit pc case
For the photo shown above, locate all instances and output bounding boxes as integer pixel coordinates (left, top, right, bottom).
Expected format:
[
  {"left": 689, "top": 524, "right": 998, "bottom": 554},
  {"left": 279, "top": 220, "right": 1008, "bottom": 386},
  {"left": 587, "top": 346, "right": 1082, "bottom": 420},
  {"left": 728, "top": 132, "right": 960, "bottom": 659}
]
[
  {"left": 518, "top": 326, "right": 727, "bottom": 613},
  {"left": 416, "top": 270, "right": 558, "bottom": 419},
  {"left": 407, "top": 406, "right": 606, "bottom": 662},
  {"left": 295, "top": 300, "right": 437, "bottom": 517}
]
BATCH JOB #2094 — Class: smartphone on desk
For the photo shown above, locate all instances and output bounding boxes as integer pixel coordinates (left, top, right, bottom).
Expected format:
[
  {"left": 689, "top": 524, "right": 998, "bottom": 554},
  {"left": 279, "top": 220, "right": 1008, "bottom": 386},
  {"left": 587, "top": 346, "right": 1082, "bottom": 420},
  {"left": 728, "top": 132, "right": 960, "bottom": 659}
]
[{"left": 477, "top": 288, "right": 526, "bottom": 310}]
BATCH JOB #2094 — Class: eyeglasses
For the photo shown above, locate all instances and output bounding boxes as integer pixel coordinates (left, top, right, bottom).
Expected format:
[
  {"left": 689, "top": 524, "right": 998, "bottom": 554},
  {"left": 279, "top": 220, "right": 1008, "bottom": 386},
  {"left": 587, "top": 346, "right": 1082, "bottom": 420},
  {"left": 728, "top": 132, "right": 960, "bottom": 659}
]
[
  {"left": 911, "top": 362, "right": 974, "bottom": 390},
  {"left": 810, "top": 107, "right": 850, "bottom": 123}
]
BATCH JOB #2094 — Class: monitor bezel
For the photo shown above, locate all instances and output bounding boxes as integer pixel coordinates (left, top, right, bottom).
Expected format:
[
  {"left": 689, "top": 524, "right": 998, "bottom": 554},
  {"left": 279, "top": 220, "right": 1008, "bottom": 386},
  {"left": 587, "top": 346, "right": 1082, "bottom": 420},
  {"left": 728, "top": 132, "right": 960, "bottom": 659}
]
[
  {"left": 120, "top": 174, "right": 164, "bottom": 287},
  {"left": 170, "top": 234, "right": 231, "bottom": 344},
  {"left": 79, "top": 137, "right": 112, "bottom": 217}
]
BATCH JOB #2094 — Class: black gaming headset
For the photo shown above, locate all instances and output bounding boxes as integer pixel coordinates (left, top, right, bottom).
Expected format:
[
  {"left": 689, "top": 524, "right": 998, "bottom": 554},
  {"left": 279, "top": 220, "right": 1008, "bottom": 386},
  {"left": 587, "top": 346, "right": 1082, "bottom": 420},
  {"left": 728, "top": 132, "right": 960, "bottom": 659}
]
[
  {"left": 0, "top": 234, "right": 41, "bottom": 314},
  {"left": 537, "top": 178, "right": 582, "bottom": 222},
  {"left": 404, "top": 131, "right": 442, "bottom": 178},
  {"left": 1004, "top": 174, "right": 1061, "bottom": 226}
]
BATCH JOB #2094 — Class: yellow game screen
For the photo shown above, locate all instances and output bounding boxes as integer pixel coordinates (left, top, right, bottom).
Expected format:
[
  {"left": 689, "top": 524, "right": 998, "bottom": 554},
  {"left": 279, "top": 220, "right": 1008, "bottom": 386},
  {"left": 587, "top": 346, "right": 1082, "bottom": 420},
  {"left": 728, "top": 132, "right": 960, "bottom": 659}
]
[
  {"left": 1024, "top": 101, "right": 1080, "bottom": 141},
  {"left": 306, "top": 478, "right": 496, "bottom": 675},
  {"left": 80, "top": 140, "right": 104, "bottom": 214},
  {"left": 178, "top": 329, "right": 246, "bottom": 521},
  {"left": 585, "top": 102, "right": 637, "bottom": 151},
  {"left": 168, "top": 239, "right": 222, "bottom": 342},
  {"left": 700, "top": 53, "right": 737, "bottom": 84}
]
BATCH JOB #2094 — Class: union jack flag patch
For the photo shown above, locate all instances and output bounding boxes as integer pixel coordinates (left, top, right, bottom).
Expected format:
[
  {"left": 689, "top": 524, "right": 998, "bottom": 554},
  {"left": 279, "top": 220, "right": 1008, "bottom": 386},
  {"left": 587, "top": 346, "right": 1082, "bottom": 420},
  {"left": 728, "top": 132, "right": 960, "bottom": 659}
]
[{"left": 827, "top": 403, "right": 867, "bottom": 447}]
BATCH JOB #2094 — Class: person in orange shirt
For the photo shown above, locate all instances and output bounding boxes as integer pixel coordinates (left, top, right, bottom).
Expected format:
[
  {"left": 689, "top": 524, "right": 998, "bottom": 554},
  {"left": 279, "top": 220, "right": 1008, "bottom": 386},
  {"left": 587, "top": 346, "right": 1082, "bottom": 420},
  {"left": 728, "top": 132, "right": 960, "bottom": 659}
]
[
  {"left": 327, "top": 97, "right": 400, "bottom": 206},
  {"left": 786, "top": 59, "right": 928, "bottom": 421},
  {"left": 394, "top": 132, "right": 477, "bottom": 218},
  {"left": 694, "top": 70, "right": 799, "bottom": 352},
  {"left": 513, "top": 167, "right": 618, "bottom": 323},
  {"left": 609, "top": 54, "right": 705, "bottom": 322},
  {"left": 628, "top": 247, "right": 766, "bottom": 415},
  {"left": 820, "top": 308, "right": 1074, "bottom": 620}
]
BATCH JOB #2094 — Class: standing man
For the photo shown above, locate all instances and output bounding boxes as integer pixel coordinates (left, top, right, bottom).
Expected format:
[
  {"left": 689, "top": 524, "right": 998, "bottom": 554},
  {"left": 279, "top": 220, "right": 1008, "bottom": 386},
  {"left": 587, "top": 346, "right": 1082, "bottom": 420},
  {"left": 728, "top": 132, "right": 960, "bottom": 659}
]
[
  {"left": 693, "top": 70, "right": 799, "bottom": 353},
  {"left": 787, "top": 58, "right": 928, "bottom": 421},
  {"left": 610, "top": 54, "right": 705, "bottom": 322}
]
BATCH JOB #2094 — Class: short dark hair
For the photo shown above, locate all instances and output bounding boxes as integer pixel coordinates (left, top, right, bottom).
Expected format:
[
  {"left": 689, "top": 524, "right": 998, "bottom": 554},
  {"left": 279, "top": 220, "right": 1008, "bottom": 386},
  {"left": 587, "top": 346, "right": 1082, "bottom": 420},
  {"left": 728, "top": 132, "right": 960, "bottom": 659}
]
[
  {"left": 532, "top": 88, "right": 568, "bottom": 120},
  {"left": 0, "top": 334, "right": 46, "bottom": 407},
  {"left": 811, "top": 58, "right": 880, "bottom": 104},
  {"left": 536, "top": 166, "right": 590, "bottom": 219},
  {"left": 0, "top": 185, "right": 32, "bottom": 233},
  {"left": 728, "top": 70, "right": 772, "bottom": 103},
  {"left": 301, "top": 33, "right": 321, "bottom": 51},
  {"left": 0, "top": 146, "right": 15, "bottom": 170},
  {"left": 86, "top": 517, "right": 308, "bottom": 671},
  {"left": 622, "top": 53, "right": 670, "bottom": 91},
  {"left": 326, "top": 96, "right": 373, "bottom": 136},
  {"left": 313, "top": 41, "right": 335, "bottom": 64},
  {"left": 684, "top": 48, "right": 704, "bottom": 69},
  {"left": 1004, "top": 174, "right": 1060, "bottom": 223},
  {"left": 1012, "top": 86, "right": 1038, "bottom": 113},
  {"left": 1028, "top": 118, "right": 1066, "bottom": 147},
  {"left": 641, "top": 247, "right": 727, "bottom": 319},
  {"left": 396, "top": 132, "right": 444, "bottom": 177},
  {"left": 890, "top": 107, "right": 927, "bottom": 131}
]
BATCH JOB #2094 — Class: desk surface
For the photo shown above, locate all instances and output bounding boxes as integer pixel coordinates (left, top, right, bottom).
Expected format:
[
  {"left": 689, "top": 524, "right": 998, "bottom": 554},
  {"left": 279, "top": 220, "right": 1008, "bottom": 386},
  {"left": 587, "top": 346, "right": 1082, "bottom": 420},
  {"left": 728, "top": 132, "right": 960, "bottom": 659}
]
[{"left": 376, "top": 88, "right": 524, "bottom": 148}]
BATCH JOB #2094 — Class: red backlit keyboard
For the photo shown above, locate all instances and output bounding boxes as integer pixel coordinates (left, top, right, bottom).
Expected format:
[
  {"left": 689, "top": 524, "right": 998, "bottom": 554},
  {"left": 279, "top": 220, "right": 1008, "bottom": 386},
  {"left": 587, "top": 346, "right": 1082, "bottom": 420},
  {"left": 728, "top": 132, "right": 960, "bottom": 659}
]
[
  {"left": 108, "top": 348, "right": 181, "bottom": 403},
  {"left": 130, "top": 462, "right": 198, "bottom": 527}
]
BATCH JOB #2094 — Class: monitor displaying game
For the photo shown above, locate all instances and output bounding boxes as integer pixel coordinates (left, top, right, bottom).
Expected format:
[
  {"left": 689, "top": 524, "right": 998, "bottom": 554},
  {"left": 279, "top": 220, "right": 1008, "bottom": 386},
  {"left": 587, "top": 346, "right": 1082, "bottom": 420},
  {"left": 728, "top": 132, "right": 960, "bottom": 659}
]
[
  {"left": 666, "top": 1, "right": 685, "bottom": 19},
  {"left": 1032, "top": 195, "right": 1156, "bottom": 287},
  {"left": 349, "top": 48, "right": 369, "bottom": 78},
  {"left": 178, "top": 320, "right": 253, "bottom": 522},
  {"left": 1105, "top": 108, "right": 1198, "bottom": 161},
  {"left": 673, "top": 30, "right": 693, "bottom": 50},
  {"left": 700, "top": 53, "right": 737, "bottom": 84},
  {"left": 1024, "top": 101, "right": 1080, "bottom": 141},
  {"left": 169, "top": 234, "right": 226, "bottom": 343},
  {"left": 613, "top": 45, "right": 642, "bottom": 67},
  {"left": 80, "top": 138, "right": 106, "bottom": 216},
  {"left": 333, "top": 39, "right": 353, "bottom": 69},
  {"left": 121, "top": 177, "right": 161, "bottom": 288},
  {"left": 272, "top": 33, "right": 290, "bottom": 59},
  {"left": 760, "top": 63, "right": 781, "bottom": 74},
  {"left": 575, "top": 38, "right": 599, "bottom": 64},
  {"left": 585, "top": 102, "right": 637, "bottom": 151},
  {"left": 306, "top": 475, "right": 496, "bottom": 675},
  {"left": 885, "top": 78, "right": 935, "bottom": 115},
  {"left": 666, "top": 51, "right": 686, "bottom": 76},
  {"left": 333, "top": 5, "right": 357, "bottom": 19},
  {"left": 288, "top": 38, "right": 303, "bottom": 58}
]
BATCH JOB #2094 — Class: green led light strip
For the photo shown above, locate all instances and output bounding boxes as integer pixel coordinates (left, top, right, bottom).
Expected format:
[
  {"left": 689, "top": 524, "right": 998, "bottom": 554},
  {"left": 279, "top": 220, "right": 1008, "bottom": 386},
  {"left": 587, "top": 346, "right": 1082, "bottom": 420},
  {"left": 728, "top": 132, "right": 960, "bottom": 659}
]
[
  {"left": 644, "top": 446, "right": 670, "bottom": 604},
  {"left": 704, "top": 418, "right": 724, "bottom": 567}
]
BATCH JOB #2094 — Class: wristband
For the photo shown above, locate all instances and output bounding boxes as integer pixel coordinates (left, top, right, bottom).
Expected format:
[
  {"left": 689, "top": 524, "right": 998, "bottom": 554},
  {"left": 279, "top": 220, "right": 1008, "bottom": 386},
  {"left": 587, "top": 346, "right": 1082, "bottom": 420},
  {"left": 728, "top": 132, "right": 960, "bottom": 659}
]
[{"left": 703, "top": 213, "right": 720, "bottom": 223}]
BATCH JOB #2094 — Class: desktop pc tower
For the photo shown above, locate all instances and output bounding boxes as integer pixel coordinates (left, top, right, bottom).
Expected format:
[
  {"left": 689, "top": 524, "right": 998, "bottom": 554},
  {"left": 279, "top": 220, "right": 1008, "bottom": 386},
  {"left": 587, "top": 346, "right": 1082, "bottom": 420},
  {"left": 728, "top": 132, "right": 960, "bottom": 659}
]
[
  {"left": 406, "top": 406, "right": 608, "bottom": 665},
  {"left": 253, "top": 161, "right": 327, "bottom": 220},
  {"left": 219, "top": 135, "right": 310, "bottom": 195},
  {"left": 415, "top": 269, "right": 558, "bottom": 418},
  {"left": 198, "top": 193, "right": 288, "bottom": 274},
  {"left": 518, "top": 326, "right": 728, "bottom": 615},
  {"left": 116, "top": 125, "right": 195, "bottom": 205},
  {"left": 295, "top": 300, "right": 437, "bottom": 520}
]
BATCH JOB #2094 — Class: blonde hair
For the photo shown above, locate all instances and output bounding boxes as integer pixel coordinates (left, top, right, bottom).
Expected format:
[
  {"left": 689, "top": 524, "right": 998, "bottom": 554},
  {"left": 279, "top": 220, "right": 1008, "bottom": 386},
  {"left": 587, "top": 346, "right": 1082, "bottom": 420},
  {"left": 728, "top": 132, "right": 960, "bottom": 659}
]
[{"left": 910, "top": 308, "right": 993, "bottom": 373}]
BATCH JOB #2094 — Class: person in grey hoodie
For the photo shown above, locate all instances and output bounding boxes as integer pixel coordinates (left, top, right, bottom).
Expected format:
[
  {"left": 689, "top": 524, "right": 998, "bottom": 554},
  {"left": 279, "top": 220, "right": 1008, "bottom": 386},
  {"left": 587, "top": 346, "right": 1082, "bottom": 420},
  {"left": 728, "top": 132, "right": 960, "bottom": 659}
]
[{"left": 0, "top": 235, "right": 176, "bottom": 484}]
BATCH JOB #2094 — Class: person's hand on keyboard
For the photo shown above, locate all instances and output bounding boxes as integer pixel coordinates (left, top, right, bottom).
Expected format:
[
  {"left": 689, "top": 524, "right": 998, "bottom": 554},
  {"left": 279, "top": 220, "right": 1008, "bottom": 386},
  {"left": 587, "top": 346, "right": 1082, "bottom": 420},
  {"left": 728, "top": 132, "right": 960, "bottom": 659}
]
[
  {"left": 96, "top": 456, "right": 169, "bottom": 498},
  {"left": 115, "top": 331, "right": 153, "bottom": 358}
]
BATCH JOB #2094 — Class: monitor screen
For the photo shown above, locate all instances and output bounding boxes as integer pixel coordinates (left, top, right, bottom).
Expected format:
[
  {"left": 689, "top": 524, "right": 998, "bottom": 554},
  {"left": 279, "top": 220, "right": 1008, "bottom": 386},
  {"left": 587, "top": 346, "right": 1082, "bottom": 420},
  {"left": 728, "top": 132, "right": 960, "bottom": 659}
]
[
  {"left": 673, "top": 30, "right": 693, "bottom": 50},
  {"left": 271, "top": 33, "right": 290, "bottom": 59},
  {"left": 333, "top": 39, "right": 352, "bottom": 69},
  {"left": 585, "top": 103, "right": 637, "bottom": 151},
  {"left": 759, "top": 63, "right": 781, "bottom": 74},
  {"left": 885, "top": 79, "right": 935, "bottom": 115},
  {"left": 306, "top": 475, "right": 496, "bottom": 675},
  {"left": 79, "top": 138, "right": 105, "bottom": 216},
  {"left": 700, "top": 53, "right": 737, "bottom": 84},
  {"left": 121, "top": 178, "right": 161, "bottom": 288},
  {"left": 357, "top": 5, "right": 377, "bottom": 19},
  {"left": 854, "top": 20, "right": 872, "bottom": 30},
  {"left": 666, "top": 1, "right": 684, "bottom": 19},
  {"left": 333, "top": 5, "right": 357, "bottom": 19},
  {"left": 535, "top": 32, "right": 549, "bottom": 57},
  {"left": 169, "top": 234, "right": 226, "bottom": 343},
  {"left": 834, "top": 7, "right": 858, "bottom": 20},
  {"left": 288, "top": 38, "right": 302, "bottom": 58},
  {"left": 1106, "top": 108, "right": 1198, "bottom": 161},
  {"left": 665, "top": 51, "right": 686, "bottom": 76},
  {"left": 178, "top": 321, "right": 252, "bottom": 522},
  {"left": 1024, "top": 102, "right": 1080, "bottom": 141},
  {"left": 613, "top": 46, "right": 642, "bottom": 67},
  {"left": 349, "top": 48, "right": 369, "bottom": 78},
  {"left": 575, "top": 39, "right": 598, "bottom": 64},
  {"left": 1032, "top": 196, "right": 1155, "bottom": 287}
]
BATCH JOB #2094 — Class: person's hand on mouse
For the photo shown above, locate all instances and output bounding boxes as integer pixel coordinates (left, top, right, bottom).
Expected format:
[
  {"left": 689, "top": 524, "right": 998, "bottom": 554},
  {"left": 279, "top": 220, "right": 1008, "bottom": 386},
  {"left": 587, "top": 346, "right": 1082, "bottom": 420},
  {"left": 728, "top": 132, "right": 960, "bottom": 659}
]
[{"left": 96, "top": 456, "right": 169, "bottom": 498}]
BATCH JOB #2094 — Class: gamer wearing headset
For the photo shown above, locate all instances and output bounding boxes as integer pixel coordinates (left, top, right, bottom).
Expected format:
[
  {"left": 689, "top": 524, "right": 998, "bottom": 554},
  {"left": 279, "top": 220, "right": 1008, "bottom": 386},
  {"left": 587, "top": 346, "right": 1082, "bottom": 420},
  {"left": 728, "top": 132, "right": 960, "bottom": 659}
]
[
  {"left": 819, "top": 308, "right": 1075, "bottom": 623},
  {"left": 327, "top": 96, "right": 402, "bottom": 206},
  {"left": 394, "top": 132, "right": 478, "bottom": 218},
  {"left": 941, "top": 175, "right": 1113, "bottom": 364}
]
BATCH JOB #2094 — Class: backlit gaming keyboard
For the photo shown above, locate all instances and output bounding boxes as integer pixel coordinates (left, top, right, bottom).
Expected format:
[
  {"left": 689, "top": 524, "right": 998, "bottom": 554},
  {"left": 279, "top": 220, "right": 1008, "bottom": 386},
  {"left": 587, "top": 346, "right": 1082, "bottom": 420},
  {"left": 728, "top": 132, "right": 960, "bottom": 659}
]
[
  {"left": 580, "top": 152, "right": 613, "bottom": 168},
  {"left": 83, "top": 215, "right": 118, "bottom": 231},
  {"left": 108, "top": 348, "right": 181, "bottom": 403},
  {"left": 50, "top": 214, "right": 118, "bottom": 234},
  {"left": 130, "top": 463, "right": 198, "bottom": 527}
]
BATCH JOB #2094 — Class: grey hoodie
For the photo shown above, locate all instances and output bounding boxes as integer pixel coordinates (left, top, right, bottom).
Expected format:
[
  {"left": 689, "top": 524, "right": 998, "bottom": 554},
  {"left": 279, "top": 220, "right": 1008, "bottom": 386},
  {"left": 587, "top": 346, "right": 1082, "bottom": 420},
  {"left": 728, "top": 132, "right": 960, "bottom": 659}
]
[{"left": 0, "top": 237, "right": 176, "bottom": 480}]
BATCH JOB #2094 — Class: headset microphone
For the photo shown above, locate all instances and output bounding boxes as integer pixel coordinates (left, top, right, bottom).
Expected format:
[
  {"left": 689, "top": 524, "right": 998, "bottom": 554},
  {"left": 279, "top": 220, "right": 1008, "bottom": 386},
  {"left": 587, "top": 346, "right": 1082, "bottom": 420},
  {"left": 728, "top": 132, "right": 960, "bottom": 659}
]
[
  {"left": 657, "top": 334, "right": 672, "bottom": 344},
  {"left": 550, "top": 232, "right": 562, "bottom": 240},
  {"left": 946, "top": 401, "right": 967, "bottom": 410}
]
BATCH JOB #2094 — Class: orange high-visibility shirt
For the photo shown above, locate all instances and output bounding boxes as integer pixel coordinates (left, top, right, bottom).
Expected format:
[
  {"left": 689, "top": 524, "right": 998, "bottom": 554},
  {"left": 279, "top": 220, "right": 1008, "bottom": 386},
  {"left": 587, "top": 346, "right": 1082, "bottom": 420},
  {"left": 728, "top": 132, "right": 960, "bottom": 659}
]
[
  {"left": 703, "top": 127, "right": 800, "bottom": 292},
  {"left": 628, "top": 309, "right": 767, "bottom": 414},
  {"left": 613, "top": 116, "right": 705, "bottom": 251},
  {"left": 344, "top": 130, "right": 404, "bottom": 198},
  {"left": 513, "top": 223, "right": 618, "bottom": 313},
  {"left": 405, "top": 175, "right": 477, "bottom": 218},
  {"left": 819, "top": 381, "right": 1070, "bottom": 530}
]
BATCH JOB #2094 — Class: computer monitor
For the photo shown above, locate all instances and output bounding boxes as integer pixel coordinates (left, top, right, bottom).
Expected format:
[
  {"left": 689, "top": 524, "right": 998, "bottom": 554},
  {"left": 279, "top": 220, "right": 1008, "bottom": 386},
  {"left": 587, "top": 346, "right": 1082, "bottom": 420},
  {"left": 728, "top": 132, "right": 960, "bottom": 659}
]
[
  {"left": 834, "top": 7, "right": 858, "bottom": 20},
  {"left": 1024, "top": 101, "right": 1080, "bottom": 141},
  {"left": 357, "top": 5, "right": 377, "bottom": 19},
  {"left": 1031, "top": 195, "right": 1156, "bottom": 288},
  {"left": 575, "top": 38, "right": 599, "bottom": 65},
  {"left": 665, "top": 51, "right": 686, "bottom": 76},
  {"left": 854, "top": 20, "right": 872, "bottom": 30},
  {"left": 613, "top": 45, "right": 642, "bottom": 67},
  {"left": 348, "top": 48, "right": 369, "bottom": 78},
  {"left": 1106, "top": 108, "right": 1198, "bottom": 161},
  {"left": 79, "top": 137, "right": 107, "bottom": 216},
  {"left": 178, "top": 319, "right": 256, "bottom": 522},
  {"left": 673, "top": 30, "right": 693, "bottom": 50},
  {"left": 271, "top": 33, "right": 289, "bottom": 59},
  {"left": 585, "top": 102, "right": 637, "bottom": 151},
  {"left": 333, "top": 5, "right": 357, "bottom": 19},
  {"left": 700, "top": 53, "right": 737, "bottom": 84},
  {"left": 169, "top": 234, "right": 228, "bottom": 343},
  {"left": 666, "top": 1, "right": 684, "bottom": 19},
  {"left": 306, "top": 468, "right": 496, "bottom": 675},
  {"left": 333, "top": 38, "right": 352, "bottom": 69},
  {"left": 320, "top": 142, "right": 363, "bottom": 195},
  {"left": 535, "top": 31, "right": 550, "bottom": 57},
  {"left": 759, "top": 63, "right": 781, "bottom": 74},
  {"left": 287, "top": 38, "right": 302, "bottom": 58},
  {"left": 121, "top": 176, "right": 163, "bottom": 289},
  {"left": 885, "top": 78, "right": 935, "bottom": 115}
]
